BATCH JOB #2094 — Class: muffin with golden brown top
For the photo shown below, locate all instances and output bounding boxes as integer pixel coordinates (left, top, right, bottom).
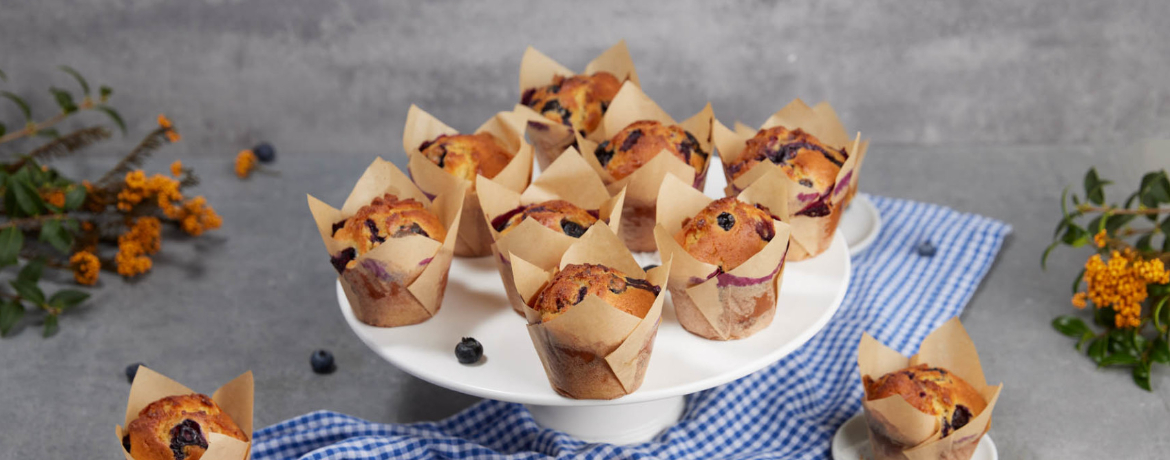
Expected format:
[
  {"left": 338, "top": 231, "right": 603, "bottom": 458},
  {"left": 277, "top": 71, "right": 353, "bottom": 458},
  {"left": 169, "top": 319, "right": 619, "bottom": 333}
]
[
  {"left": 124, "top": 394, "right": 247, "bottom": 460},
  {"left": 727, "top": 126, "right": 847, "bottom": 217},
  {"left": 329, "top": 193, "right": 447, "bottom": 273},
  {"left": 419, "top": 133, "right": 512, "bottom": 185},
  {"left": 594, "top": 120, "right": 707, "bottom": 181},
  {"left": 532, "top": 263, "right": 659, "bottom": 324},
  {"left": 492, "top": 200, "right": 599, "bottom": 238},
  {"left": 863, "top": 364, "right": 988, "bottom": 439},
  {"left": 674, "top": 197, "right": 777, "bottom": 271},
  {"left": 521, "top": 72, "right": 622, "bottom": 136}
]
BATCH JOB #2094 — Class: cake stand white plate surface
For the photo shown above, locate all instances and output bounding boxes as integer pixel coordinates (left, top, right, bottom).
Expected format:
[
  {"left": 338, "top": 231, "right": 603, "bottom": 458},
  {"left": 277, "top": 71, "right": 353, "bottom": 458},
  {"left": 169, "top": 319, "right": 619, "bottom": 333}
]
[
  {"left": 840, "top": 194, "right": 881, "bottom": 257},
  {"left": 831, "top": 414, "right": 998, "bottom": 460}
]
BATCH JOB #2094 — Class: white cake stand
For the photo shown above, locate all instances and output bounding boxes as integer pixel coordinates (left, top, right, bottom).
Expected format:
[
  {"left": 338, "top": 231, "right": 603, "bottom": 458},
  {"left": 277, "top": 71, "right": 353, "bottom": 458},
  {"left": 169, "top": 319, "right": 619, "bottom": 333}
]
[{"left": 337, "top": 171, "right": 852, "bottom": 444}]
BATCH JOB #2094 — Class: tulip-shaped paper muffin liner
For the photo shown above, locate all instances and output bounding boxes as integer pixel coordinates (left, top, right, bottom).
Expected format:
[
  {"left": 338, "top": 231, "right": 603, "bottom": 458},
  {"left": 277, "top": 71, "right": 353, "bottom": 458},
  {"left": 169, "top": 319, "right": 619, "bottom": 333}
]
[
  {"left": 858, "top": 318, "right": 1003, "bottom": 460},
  {"left": 477, "top": 149, "right": 627, "bottom": 315},
  {"left": 116, "top": 367, "right": 253, "bottom": 460},
  {"left": 308, "top": 158, "right": 466, "bottom": 327},
  {"left": 404, "top": 105, "right": 533, "bottom": 257},
  {"left": 508, "top": 222, "right": 671, "bottom": 400},
  {"left": 714, "top": 99, "right": 869, "bottom": 260},
  {"left": 574, "top": 82, "right": 715, "bottom": 252},
  {"left": 517, "top": 40, "right": 640, "bottom": 170},
  {"left": 653, "top": 172, "right": 792, "bottom": 340}
]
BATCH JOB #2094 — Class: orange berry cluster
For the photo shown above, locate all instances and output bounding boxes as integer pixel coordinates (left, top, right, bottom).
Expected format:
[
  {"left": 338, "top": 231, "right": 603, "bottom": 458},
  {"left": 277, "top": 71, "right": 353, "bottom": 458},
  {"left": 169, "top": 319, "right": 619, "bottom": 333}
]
[
  {"left": 69, "top": 251, "right": 100, "bottom": 286},
  {"left": 157, "top": 114, "right": 181, "bottom": 143},
  {"left": 235, "top": 149, "right": 257, "bottom": 179},
  {"left": 115, "top": 217, "right": 161, "bottom": 277},
  {"left": 1075, "top": 246, "right": 1170, "bottom": 328}
]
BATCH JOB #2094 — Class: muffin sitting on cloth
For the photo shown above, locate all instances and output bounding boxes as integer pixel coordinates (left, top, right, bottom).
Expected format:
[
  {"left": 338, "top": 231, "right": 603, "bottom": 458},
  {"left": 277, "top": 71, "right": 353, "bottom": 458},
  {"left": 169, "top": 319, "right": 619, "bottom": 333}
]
[
  {"left": 654, "top": 171, "right": 792, "bottom": 340},
  {"left": 515, "top": 40, "right": 639, "bottom": 169},
  {"left": 714, "top": 99, "right": 869, "bottom": 260},
  {"left": 308, "top": 158, "right": 465, "bottom": 327},
  {"left": 857, "top": 318, "right": 1003, "bottom": 460}
]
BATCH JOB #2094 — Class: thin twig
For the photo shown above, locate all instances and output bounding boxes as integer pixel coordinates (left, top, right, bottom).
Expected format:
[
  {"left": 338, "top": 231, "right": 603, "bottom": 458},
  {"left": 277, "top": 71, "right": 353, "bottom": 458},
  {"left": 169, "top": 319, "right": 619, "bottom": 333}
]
[
  {"left": 0, "top": 112, "right": 68, "bottom": 145},
  {"left": 0, "top": 214, "right": 71, "bottom": 230},
  {"left": 1077, "top": 205, "right": 1168, "bottom": 215},
  {"left": 96, "top": 127, "right": 167, "bottom": 186}
]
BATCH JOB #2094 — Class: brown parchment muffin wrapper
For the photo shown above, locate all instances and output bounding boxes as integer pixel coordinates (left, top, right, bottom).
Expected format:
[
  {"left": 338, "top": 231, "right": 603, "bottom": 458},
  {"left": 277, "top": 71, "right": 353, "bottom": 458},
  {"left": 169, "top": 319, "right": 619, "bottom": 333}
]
[
  {"left": 403, "top": 105, "right": 533, "bottom": 258},
  {"left": 517, "top": 40, "right": 640, "bottom": 170},
  {"left": 574, "top": 82, "right": 715, "bottom": 252},
  {"left": 116, "top": 367, "right": 253, "bottom": 460},
  {"left": 477, "top": 149, "right": 627, "bottom": 315},
  {"left": 714, "top": 99, "right": 869, "bottom": 260},
  {"left": 507, "top": 222, "right": 671, "bottom": 399},
  {"left": 653, "top": 171, "right": 792, "bottom": 340},
  {"left": 308, "top": 158, "right": 466, "bottom": 327},
  {"left": 858, "top": 318, "right": 1004, "bottom": 460}
]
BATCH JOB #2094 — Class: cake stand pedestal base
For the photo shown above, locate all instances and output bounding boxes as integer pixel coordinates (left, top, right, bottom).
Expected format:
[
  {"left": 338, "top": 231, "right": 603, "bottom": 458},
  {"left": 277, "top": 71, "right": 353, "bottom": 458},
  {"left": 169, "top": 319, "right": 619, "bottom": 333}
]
[{"left": 524, "top": 396, "right": 686, "bottom": 444}]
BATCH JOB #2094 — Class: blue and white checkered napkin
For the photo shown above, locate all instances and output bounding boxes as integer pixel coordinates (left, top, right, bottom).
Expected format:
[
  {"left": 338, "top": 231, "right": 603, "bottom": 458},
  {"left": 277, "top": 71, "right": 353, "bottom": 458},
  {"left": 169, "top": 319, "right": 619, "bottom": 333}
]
[{"left": 253, "top": 196, "right": 1010, "bottom": 460}]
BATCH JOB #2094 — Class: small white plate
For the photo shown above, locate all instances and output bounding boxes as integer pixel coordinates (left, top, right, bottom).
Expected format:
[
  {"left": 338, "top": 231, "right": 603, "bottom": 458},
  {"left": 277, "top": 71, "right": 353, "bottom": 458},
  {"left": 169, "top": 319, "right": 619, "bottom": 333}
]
[
  {"left": 832, "top": 414, "right": 998, "bottom": 460},
  {"left": 840, "top": 194, "right": 882, "bottom": 257}
]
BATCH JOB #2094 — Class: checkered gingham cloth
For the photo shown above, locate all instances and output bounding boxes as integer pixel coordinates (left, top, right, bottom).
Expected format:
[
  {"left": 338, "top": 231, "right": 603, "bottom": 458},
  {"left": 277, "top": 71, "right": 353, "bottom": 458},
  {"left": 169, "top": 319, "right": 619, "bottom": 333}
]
[{"left": 253, "top": 195, "right": 1011, "bottom": 460}]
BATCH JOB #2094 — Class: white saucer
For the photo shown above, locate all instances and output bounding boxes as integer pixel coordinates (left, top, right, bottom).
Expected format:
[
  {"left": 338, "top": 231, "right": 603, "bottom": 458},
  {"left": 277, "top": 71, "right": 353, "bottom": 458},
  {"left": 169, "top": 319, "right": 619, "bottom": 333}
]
[
  {"left": 832, "top": 414, "right": 998, "bottom": 460},
  {"left": 840, "top": 194, "right": 882, "bottom": 257}
]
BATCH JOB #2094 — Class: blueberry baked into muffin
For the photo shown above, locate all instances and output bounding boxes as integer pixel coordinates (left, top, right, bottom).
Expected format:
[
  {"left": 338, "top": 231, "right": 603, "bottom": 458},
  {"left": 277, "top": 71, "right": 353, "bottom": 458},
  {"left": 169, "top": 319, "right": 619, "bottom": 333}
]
[
  {"left": 863, "top": 364, "right": 988, "bottom": 439},
  {"left": 329, "top": 193, "right": 447, "bottom": 273},
  {"left": 491, "top": 200, "right": 599, "bottom": 238},
  {"left": 674, "top": 197, "right": 776, "bottom": 272},
  {"left": 594, "top": 120, "right": 707, "bottom": 181},
  {"left": 419, "top": 133, "right": 512, "bottom": 185},
  {"left": 521, "top": 72, "right": 622, "bottom": 136},
  {"left": 123, "top": 394, "right": 247, "bottom": 460},
  {"left": 726, "top": 126, "right": 847, "bottom": 217},
  {"left": 532, "top": 263, "right": 659, "bottom": 324}
]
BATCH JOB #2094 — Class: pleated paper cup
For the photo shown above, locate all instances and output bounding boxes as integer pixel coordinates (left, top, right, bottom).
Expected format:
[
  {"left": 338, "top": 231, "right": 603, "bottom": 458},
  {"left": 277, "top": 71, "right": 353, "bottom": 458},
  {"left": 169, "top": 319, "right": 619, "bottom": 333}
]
[
  {"left": 477, "top": 149, "right": 627, "bottom": 315},
  {"left": 508, "top": 222, "right": 671, "bottom": 399},
  {"left": 404, "top": 105, "right": 533, "bottom": 257},
  {"left": 576, "top": 82, "right": 715, "bottom": 252},
  {"left": 308, "top": 158, "right": 465, "bottom": 327},
  {"left": 653, "top": 171, "right": 792, "bottom": 340},
  {"left": 518, "top": 40, "right": 639, "bottom": 170},
  {"left": 858, "top": 318, "right": 1003, "bottom": 460},
  {"left": 714, "top": 99, "right": 869, "bottom": 260},
  {"left": 116, "top": 367, "right": 253, "bottom": 460}
]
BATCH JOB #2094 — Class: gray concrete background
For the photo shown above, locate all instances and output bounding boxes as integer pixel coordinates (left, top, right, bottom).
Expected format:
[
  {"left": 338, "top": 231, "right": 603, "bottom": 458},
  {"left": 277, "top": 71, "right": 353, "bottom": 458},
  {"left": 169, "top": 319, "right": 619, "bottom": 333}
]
[{"left": 0, "top": 0, "right": 1168, "bottom": 458}]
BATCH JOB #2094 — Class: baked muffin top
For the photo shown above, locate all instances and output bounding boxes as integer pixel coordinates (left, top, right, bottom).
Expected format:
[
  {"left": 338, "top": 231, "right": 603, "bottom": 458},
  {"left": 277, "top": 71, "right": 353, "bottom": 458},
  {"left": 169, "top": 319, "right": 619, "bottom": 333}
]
[
  {"left": 674, "top": 197, "right": 776, "bottom": 271},
  {"left": 492, "top": 199, "right": 599, "bottom": 238},
  {"left": 521, "top": 71, "right": 622, "bottom": 135},
  {"left": 419, "top": 132, "right": 512, "bottom": 183},
  {"left": 727, "top": 126, "right": 848, "bottom": 195},
  {"left": 531, "top": 263, "right": 659, "bottom": 323},
  {"left": 594, "top": 120, "right": 706, "bottom": 181},
  {"left": 863, "top": 364, "right": 988, "bottom": 439},
  {"left": 124, "top": 394, "right": 247, "bottom": 460},
  {"left": 329, "top": 193, "right": 447, "bottom": 273}
]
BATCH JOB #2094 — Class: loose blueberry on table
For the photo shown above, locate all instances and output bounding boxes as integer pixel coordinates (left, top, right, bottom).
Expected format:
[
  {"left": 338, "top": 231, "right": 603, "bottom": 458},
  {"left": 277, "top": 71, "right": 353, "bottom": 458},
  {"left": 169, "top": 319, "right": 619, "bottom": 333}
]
[
  {"left": 310, "top": 349, "right": 336, "bottom": 374},
  {"left": 917, "top": 240, "right": 937, "bottom": 257},
  {"left": 125, "top": 362, "right": 145, "bottom": 383},
  {"left": 455, "top": 337, "right": 483, "bottom": 365},
  {"left": 252, "top": 142, "right": 276, "bottom": 163}
]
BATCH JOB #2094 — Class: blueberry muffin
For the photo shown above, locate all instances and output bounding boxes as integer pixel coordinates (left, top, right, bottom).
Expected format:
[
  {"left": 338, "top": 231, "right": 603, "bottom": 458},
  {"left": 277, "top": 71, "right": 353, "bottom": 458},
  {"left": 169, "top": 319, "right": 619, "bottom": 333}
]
[
  {"left": 532, "top": 263, "right": 659, "bottom": 323},
  {"left": 329, "top": 193, "right": 447, "bottom": 273},
  {"left": 419, "top": 133, "right": 512, "bottom": 184},
  {"left": 726, "top": 126, "right": 848, "bottom": 217},
  {"left": 124, "top": 394, "right": 247, "bottom": 460},
  {"left": 674, "top": 197, "right": 776, "bottom": 271},
  {"left": 521, "top": 72, "right": 622, "bottom": 135},
  {"left": 594, "top": 120, "right": 707, "bottom": 181},
  {"left": 863, "top": 364, "right": 988, "bottom": 439},
  {"left": 492, "top": 200, "right": 599, "bottom": 238}
]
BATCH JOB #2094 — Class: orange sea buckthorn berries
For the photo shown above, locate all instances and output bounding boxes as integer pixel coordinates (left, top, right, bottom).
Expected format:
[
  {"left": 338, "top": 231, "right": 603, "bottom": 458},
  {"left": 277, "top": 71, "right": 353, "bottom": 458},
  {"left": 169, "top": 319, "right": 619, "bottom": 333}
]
[
  {"left": 69, "top": 251, "right": 100, "bottom": 286},
  {"left": 171, "top": 160, "right": 183, "bottom": 177},
  {"left": 235, "top": 150, "right": 257, "bottom": 179},
  {"left": 158, "top": 114, "right": 181, "bottom": 143}
]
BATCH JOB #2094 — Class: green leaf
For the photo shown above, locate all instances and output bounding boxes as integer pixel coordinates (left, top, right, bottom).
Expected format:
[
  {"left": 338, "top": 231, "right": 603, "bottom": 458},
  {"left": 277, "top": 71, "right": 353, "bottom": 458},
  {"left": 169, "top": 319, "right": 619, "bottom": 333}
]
[
  {"left": 1153, "top": 296, "right": 1169, "bottom": 332},
  {"left": 38, "top": 218, "right": 71, "bottom": 252},
  {"left": 99, "top": 85, "right": 112, "bottom": 102},
  {"left": 63, "top": 186, "right": 85, "bottom": 211},
  {"left": 1108, "top": 328, "right": 1133, "bottom": 355},
  {"left": 1, "top": 91, "right": 32, "bottom": 121},
  {"left": 1084, "top": 168, "right": 1110, "bottom": 205},
  {"left": 1053, "top": 215, "right": 1071, "bottom": 239},
  {"left": 1139, "top": 171, "right": 1170, "bottom": 221},
  {"left": 1061, "top": 224, "right": 1090, "bottom": 247},
  {"left": 1133, "top": 362, "right": 1152, "bottom": 391},
  {"left": 17, "top": 259, "right": 43, "bottom": 285},
  {"left": 0, "top": 301, "right": 23, "bottom": 337},
  {"left": 1151, "top": 284, "right": 1170, "bottom": 297},
  {"left": 9, "top": 177, "right": 44, "bottom": 215},
  {"left": 0, "top": 227, "right": 22, "bottom": 268},
  {"left": 1136, "top": 234, "right": 1154, "bottom": 252},
  {"left": 1105, "top": 214, "right": 1136, "bottom": 233},
  {"left": 48, "top": 87, "right": 77, "bottom": 114},
  {"left": 96, "top": 106, "right": 126, "bottom": 135},
  {"left": 10, "top": 279, "right": 44, "bottom": 305},
  {"left": 1071, "top": 267, "right": 1085, "bottom": 295},
  {"left": 1041, "top": 240, "right": 1060, "bottom": 270},
  {"left": 48, "top": 289, "right": 88, "bottom": 310},
  {"left": 61, "top": 218, "right": 79, "bottom": 233},
  {"left": 42, "top": 314, "right": 57, "bottom": 338},
  {"left": 1076, "top": 330, "right": 1095, "bottom": 351},
  {"left": 0, "top": 122, "right": 6, "bottom": 138},
  {"left": 1131, "top": 329, "right": 1149, "bottom": 353},
  {"left": 57, "top": 66, "right": 90, "bottom": 95},
  {"left": 1095, "top": 306, "right": 1117, "bottom": 328},
  {"left": 1151, "top": 338, "right": 1170, "bottom": 364},
  {"left": 1099, "top": 352, "right": 1140, "bottom": 367},
  {"left": 1088, "top": 337, "right": 1108, "bottom": 364},
  {"left": 1053, "top": 316, "right": 1091, "bottom": 338},
  {"left": 1087, "top": 215, "right": 1105, "bottom": 234}
]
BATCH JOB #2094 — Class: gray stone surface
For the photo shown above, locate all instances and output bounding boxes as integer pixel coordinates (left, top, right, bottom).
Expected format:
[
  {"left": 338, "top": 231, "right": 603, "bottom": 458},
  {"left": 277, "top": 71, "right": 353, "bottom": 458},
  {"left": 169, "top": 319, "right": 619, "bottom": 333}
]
[{"left": 0, "top": 1, "right": 1168, "bottom": 458}]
